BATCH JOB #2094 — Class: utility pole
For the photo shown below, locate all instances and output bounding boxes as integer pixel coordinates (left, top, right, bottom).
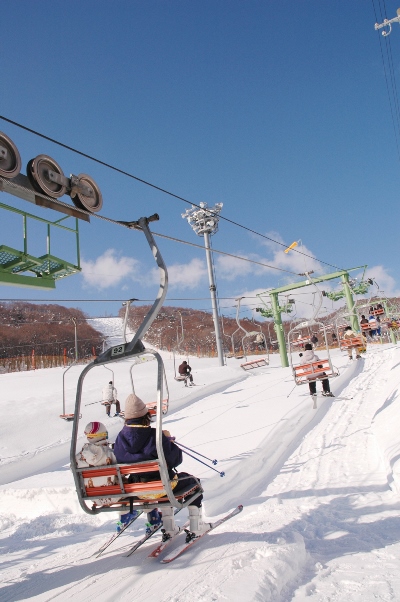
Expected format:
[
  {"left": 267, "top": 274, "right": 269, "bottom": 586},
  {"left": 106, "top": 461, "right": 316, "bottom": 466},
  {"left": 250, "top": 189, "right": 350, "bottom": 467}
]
[
  {"left": 71, "top": 317, "right": 78, "bottom": 362},
  {"left": 182, "top": 202, "right": 224, "bottom": 366}
]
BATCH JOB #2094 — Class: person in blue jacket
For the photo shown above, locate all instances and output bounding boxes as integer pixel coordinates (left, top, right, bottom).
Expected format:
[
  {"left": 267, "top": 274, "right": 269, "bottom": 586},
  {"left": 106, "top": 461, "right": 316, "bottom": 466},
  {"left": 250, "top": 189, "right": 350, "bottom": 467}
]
[{"left": 114, "top": 393, "right": 209, "bottom": 541}]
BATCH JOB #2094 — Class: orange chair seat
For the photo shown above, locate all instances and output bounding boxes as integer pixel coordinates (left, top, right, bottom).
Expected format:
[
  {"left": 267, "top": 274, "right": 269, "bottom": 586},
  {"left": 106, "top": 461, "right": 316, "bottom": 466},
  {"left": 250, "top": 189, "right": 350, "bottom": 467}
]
[
  {"left": 240, "top": 358, "right": 268, "bottom": 370},
  {"left": 294, "top": 360, "right": 333, "bottom": 382},
  {"left": 340, "top": 336, "right": 363, "bottom": 348}
]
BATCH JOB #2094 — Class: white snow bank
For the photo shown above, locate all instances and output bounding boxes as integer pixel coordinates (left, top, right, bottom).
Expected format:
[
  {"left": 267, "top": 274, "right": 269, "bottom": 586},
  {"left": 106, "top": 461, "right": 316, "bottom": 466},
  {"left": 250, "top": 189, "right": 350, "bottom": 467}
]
[
  {"left": 2, "top": 345, "right": 400, "bottom": 601},
  {"left": 372, "top": 347, "right": 400, "bottom": 493}
]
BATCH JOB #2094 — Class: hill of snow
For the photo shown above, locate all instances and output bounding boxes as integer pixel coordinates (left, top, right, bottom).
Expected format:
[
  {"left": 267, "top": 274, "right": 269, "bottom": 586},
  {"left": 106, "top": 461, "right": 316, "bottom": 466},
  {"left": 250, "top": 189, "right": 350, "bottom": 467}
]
[{"left": 1, "top": 344, "right": 400, "bottom": 600}]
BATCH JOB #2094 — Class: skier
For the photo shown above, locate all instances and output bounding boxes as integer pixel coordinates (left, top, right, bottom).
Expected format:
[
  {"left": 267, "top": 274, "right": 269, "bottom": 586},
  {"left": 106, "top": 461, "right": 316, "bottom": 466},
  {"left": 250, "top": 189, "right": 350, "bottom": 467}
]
[
  {"left": 310, "top": 334, "right": 319, "bottom": 348},
  {"left": 299, "top": 343, "right": 334, "bottom": 398},
  {"left": 102, "top": 380, "right": 121, "bottom": 417},
  {"left": 254, "top": 333, "right": 266, "bottom": 350},
  {"left": 114, "top": 393, "right": 210, "bottom": 541},
  {"left": 75, "top": 421, "right": 139, "bottom": 530},
  {"left": 342, "top": 326, "right": 363, "bottom": 359},
  {"left": 360, "top": 314, "right": 371, "bottom": 339},
  {"left": 178, "top": 360, "right": 194, "bottom": 386}
]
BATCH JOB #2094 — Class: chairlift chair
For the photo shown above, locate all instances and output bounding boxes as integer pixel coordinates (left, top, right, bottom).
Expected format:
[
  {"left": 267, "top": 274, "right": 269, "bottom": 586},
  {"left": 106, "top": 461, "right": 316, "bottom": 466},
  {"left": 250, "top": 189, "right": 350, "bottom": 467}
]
[
  {"left": 335, "top": 314, "right": 366, "bottom": 353},
  {"left": 60, "top": 360, "right": 78, "bottom": 420},
  {"left": 70, "top": 215, "right": 202, "bottom": 516},
  {"left": 229, "top": 326, "right": 244, "bottom": 359},
  {"left": 288, "top": 320, "right": 339, "bottom": 386},
  {"left": 172, "top": 312, "right": 191, "bottom": 384},
  {"left": 288, "top": 273, "right": 339, "bottom": 386},
  {"left": 235, "top": 297, "right": 269, "bottom": 368}
]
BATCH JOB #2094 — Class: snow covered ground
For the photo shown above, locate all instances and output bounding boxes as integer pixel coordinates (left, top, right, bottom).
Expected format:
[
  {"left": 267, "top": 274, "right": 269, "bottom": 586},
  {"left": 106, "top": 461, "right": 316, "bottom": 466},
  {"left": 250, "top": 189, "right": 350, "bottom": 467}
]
[{"left": 1, "top": 341, "right": 400, "bottom": 601}]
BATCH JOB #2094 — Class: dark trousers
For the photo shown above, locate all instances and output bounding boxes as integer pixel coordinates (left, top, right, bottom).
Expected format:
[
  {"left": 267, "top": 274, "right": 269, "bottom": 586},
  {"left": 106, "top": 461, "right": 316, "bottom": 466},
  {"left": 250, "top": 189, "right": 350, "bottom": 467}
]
[
  {"left": 105, "top": 400, "right": 121, "bottom": 416},
  {"left": 173, "top": 471, "right": 203, "bottom": 507},
  {"left": 309, "top": 378, "right": 330, "bottom": 395},
  {"left": 180, "top": 372, "right": 193, "bottom": 383}
]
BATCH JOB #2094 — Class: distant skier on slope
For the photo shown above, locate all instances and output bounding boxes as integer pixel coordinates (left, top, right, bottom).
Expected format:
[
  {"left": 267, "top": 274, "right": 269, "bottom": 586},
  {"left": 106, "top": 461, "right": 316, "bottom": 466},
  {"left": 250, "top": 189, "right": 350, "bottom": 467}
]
[
  {"left": 102, "top": 380, "right": 121, "bottom": 417},
  {"left": 178, "top": 360, "right": 195, "bottom": 386},
  {"left": 114, "top": 393, "right": 210, "bottom": 541},
  {"left": 299, "top": 343, "right": 334, "bottom": 398}
]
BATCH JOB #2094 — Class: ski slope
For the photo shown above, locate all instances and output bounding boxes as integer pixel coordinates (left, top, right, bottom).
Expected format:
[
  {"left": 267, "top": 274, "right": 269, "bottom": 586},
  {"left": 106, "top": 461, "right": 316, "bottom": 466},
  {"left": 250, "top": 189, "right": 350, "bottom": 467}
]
[{"left": 1, "top": 344, "right": 400, "bottom": 601}]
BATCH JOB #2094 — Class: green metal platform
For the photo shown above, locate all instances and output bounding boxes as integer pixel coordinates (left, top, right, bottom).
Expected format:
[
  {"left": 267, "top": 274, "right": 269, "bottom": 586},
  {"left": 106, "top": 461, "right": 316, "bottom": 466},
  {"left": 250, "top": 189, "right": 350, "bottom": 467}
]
[{"left": 0, "top": 201, "right": 81, "bottom": 290}]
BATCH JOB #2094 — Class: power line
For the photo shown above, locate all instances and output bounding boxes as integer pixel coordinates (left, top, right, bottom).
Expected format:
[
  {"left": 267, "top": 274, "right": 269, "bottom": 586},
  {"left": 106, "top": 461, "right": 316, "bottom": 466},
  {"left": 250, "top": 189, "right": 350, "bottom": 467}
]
[
  {"left": 0, "top": 115, "right": 343, "bottom": 272},
  {"left": 0, "top": 172, "right": 300, "bottom": 276},
  {"left": 152, "top": 230, "right": 299, "bottom": 275},
  {"left": 372, "top": 0, "right": 400, "bottom": 164}
]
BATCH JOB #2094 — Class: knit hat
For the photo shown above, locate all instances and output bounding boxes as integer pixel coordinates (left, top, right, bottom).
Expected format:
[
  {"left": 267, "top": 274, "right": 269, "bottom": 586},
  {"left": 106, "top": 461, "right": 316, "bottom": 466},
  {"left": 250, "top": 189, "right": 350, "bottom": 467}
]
[
  {"left": 124, "top": 393, "right": 148, "bottom": 419},
  {"left": 84, "top": 421, "right": 108, "bottom": 442}
]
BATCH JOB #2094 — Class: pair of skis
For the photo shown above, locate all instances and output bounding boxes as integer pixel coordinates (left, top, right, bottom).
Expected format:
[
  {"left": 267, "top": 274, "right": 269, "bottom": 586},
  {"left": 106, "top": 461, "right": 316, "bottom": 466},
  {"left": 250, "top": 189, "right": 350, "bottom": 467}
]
[
  {"left": 94, "top": 511, "right": 143, "bottom": 558},
  {"left": 126, "top": 505, "right": 243, "bottom": 563},
  {"left": 160, "top": 504, "right": 243, "bottom": 563},
  {"left": 94, "top": 505, "right": 243, "bottom": 563},
  {"left": 94, "top": 508, "right": 183, "bottom": 558}
]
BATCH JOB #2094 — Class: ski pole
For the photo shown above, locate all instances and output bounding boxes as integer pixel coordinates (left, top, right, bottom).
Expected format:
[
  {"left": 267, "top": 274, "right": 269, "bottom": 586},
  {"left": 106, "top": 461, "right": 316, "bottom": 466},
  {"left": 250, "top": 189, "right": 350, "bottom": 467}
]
[
  {"left": 286, "top": 384, "right": 297, "bottom": 398},
  {"left": 85, "top": 399, "right": 108, "bottom": 406},
  {"left": 177, "top": 447, "right": 225, "bottom": 477},
  {"left": 174, "top": 440, "right": 218, "bottom": 465}
]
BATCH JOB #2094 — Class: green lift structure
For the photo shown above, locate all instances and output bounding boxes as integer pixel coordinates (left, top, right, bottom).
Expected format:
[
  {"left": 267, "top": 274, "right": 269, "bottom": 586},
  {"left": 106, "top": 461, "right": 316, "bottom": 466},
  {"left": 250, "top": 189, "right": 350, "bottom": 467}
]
[
  {"left": 0, "top": 201, "right": 81, "bottom": 290},
  {"left": 267, "top": 267, "right": 366, "bottom": 368},
  {"left": 0, "top": 177, "right": 85, "bottom": 290}
]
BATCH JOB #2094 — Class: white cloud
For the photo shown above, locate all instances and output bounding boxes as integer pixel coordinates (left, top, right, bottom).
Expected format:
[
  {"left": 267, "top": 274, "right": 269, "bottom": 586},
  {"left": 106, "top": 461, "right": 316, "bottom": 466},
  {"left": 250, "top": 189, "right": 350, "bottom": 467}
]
[
  {"left": 215, "top": 254, "right": 254, "bottom": 281},
  {"left": 364, "top": 265, "right": 400, "bottom": 297},
  {"left": 150, "top": 258, "right": 208, "bottom": 290},
  {"left": 81, "top": 249, "right": 140, "bottom": 289},
  {"left": 215, "top": 236, "right": 325, "bottom": 283},
  {"left": 260, "top": 234, "right": 324, "bottom": 276}
]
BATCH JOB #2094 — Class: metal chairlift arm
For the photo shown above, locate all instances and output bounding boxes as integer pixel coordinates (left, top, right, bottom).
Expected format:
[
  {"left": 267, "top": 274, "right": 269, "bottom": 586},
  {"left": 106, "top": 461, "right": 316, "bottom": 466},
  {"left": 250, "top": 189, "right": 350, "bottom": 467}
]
[
  {"left": 95, "top": 215, "right": 168, "bottom": 363},
  {"left": 70, "top": 214, "right": 185, "bottom": 513}
]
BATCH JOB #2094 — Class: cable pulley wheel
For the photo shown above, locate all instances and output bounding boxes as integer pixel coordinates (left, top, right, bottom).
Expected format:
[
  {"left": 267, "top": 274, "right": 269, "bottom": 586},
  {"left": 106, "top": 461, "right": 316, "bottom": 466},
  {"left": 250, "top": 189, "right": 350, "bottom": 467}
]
[
  {"left": 27, "top": 154, "right": 67, "bottom": 198},
  {"left": 0, "top": 132, "right": 22, "bottom": 179},
  {"left": 71, "top": 173, "right": 103, "bottom": 213}
]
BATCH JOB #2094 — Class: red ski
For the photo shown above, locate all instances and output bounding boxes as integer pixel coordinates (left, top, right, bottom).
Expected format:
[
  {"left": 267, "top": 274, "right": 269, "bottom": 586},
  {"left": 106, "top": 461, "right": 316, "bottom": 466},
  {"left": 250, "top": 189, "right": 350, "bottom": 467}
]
[
  {"left": 148, "top": 521, "right": 190, "bottom": 558},
  {"left": 161, "top": 505, "right": 243, "bottom": 564}
]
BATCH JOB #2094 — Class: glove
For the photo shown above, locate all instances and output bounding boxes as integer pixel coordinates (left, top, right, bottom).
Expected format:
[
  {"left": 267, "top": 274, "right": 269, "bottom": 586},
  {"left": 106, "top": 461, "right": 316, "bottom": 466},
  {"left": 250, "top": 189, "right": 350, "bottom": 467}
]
[{"left": 299, "top": 353, "right": 303, "bottom": 357}]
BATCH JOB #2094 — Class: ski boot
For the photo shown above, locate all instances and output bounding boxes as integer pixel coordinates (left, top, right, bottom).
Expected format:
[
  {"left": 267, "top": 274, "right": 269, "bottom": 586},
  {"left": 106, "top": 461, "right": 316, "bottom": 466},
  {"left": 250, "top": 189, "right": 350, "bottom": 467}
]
[
  {"left": 160, "top": 506, "right": 180, "bottom": 542},
  {"left": 116, "top": 510, "right": 140, "bottom": 532},
  {"left": 322, "top": 392, "right": 334, "bottom": 397},
  {"left": 184, "top": 506, "right": 211, "bottom": 543},
  {"left": 145, "top": 508, "right": 162, "bottom": 535}
]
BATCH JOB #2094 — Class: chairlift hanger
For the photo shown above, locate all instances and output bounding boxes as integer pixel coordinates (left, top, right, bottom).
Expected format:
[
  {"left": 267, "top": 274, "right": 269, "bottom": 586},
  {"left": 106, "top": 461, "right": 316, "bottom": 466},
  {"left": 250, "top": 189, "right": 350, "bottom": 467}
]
[
  {"left": 288, "top": 319, "right": 339, "bottom": 386},
  {"left": 334, "top": 313, "right": 366, "bottom": 354},
  {"left": 234, "top": 297, "right": 268, "bottom": 363},
  {"left": 59, "top": 360, "right": 78, "bottom": 421},
  {"left": 287, "top": 273, "right": 339, "bottom": 386},
  {"left": 70, "top": 214, "right": 202, "bottom": 516}
]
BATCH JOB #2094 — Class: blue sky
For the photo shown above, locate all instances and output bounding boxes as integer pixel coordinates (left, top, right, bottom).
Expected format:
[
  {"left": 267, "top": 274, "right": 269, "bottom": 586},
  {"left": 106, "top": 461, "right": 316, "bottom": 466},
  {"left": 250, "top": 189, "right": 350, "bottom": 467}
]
[{"left": 1, "top": 1, "right": 399, "bottom": 321}]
